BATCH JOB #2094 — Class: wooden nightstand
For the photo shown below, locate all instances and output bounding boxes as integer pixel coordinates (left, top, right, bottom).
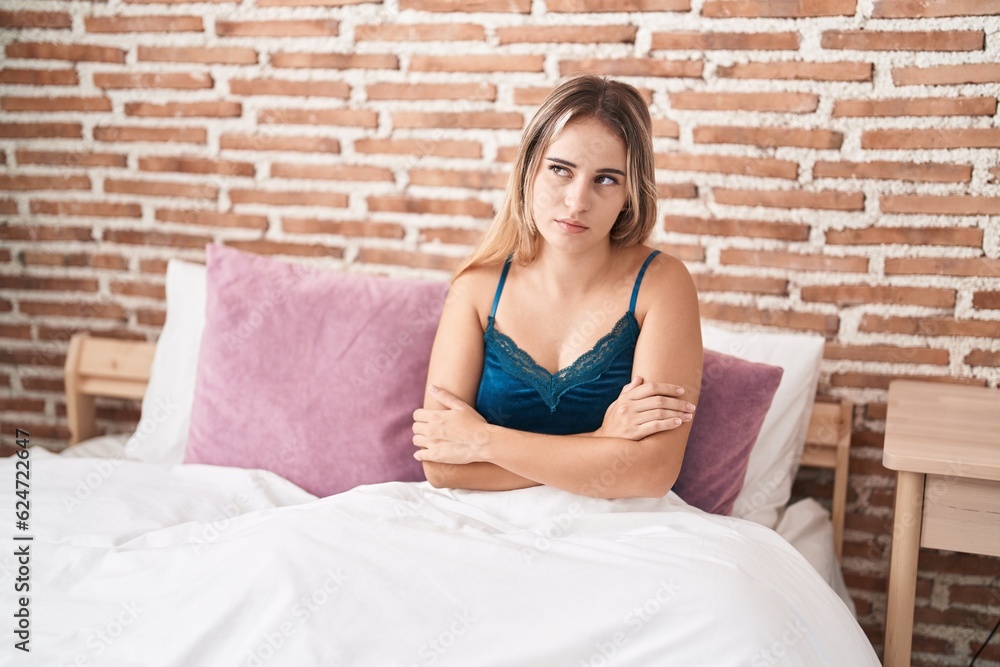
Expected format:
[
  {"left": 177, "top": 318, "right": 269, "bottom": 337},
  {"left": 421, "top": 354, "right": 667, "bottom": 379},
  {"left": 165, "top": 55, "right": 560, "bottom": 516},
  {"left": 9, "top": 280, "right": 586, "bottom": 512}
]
[{"left": 882, "top": 380, "right": 1000, "bottom": 667}]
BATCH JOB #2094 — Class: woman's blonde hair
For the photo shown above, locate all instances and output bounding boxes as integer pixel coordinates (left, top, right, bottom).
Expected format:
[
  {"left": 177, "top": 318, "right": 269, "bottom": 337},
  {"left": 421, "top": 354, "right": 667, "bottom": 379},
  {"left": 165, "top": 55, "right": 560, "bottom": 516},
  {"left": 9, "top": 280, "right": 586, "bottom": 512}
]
[{"left": 454, "top": 74, "right": 657, "bottom": 278}]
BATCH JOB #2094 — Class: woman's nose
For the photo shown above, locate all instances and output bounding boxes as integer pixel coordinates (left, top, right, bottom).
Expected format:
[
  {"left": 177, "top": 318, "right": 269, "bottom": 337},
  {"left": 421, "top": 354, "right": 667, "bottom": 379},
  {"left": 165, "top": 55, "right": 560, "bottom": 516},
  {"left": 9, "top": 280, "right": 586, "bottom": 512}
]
[{"left": 564, "top": 178, "right": 591, "bottom": 213}]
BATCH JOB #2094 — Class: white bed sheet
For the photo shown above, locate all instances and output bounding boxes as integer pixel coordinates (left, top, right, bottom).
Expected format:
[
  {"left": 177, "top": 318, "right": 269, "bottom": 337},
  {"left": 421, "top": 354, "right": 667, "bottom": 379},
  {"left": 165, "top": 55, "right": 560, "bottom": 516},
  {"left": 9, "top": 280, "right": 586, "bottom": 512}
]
[
  {"left": 0, "top": 445, "right": 877, "bottom": 666},
  {"left": 55, "top": 434, "right": 857, "bottom": 612}
]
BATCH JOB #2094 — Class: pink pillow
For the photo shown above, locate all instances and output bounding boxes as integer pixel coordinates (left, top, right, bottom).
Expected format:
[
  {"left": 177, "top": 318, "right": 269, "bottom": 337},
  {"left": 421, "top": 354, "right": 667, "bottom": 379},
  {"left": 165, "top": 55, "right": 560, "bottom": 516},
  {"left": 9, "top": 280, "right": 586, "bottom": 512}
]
[
  {"left": 671, "top": 350, "right": 783, "bottom": 516},
  {"left": 183, "top": 244, "right": 447, "bottom": 496}
]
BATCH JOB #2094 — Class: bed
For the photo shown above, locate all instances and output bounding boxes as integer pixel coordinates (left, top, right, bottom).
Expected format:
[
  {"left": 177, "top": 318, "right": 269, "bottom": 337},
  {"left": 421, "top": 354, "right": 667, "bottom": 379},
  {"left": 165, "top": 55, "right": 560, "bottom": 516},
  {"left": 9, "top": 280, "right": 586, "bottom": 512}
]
[{"left": 1, "top": 246, "right": 879, "bottom": 666}]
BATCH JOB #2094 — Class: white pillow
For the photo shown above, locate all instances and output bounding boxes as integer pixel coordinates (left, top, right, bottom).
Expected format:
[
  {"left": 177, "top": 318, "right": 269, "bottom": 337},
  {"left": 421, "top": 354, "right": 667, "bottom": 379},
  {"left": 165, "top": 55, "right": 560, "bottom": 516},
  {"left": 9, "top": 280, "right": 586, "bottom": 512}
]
[
  {"left": 123, "top": 259, "right": 207, "bottom": 463},
  {"left": 701, "top": 323, "right": 825, "bottom": 529}
]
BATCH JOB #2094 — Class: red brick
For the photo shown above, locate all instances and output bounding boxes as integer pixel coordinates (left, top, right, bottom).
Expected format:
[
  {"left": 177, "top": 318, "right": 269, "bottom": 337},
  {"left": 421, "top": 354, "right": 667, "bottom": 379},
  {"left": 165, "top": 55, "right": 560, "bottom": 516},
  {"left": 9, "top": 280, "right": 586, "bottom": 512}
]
[
  {"left": 0, "top": 175, "right": 90, "bottom": 191},
  {"left": 411, "top": 55, "right": 543, "bottom": 73},
  {"left": 355, "top": 23, "right": 485, "bottom": 41},
  {"left": 155, "top": 209, "right": 267, "bottom": 230},
  {"left": 833, "top": 96, "right": 995, "bottom": 117},
  {"left": 125, "top": 0, "right": 237, "bottom": 3},
  {"left": 230, "top": 190, "right": 349, "bottom": 208},
  {"left": 860, "top": 314, "right": 1000, "bottom": 339},
  {"left": 814, "top": 160, "right": 971, "bottom": 183},
  {"left": 801, "top": 285, "right": 955, "bottom": 308},
  {"left": 126, "top": 101, "right": 241, "bottom": 118},
  {"left": 216, "top": 19, "right": 339, "bottom": 36},
  {"left": 965, "top": 349, "right": 1000, "bottom": 367},
  {"left": 93, "top": 72, "right": 213, "bottom": 90},
  {"left": 664, "top": 215, "right": 809, "bottom": 240},
  {"left": 973, "top": 291, "right": 1000, "bottom": 309},
  {"left": 548, "top": 0, "right": 689, "bottom": 10},
  {"left": 283, "top": 218, "right": 405, "bottom": 239},
  {"left": 824, "top": 344, "right": 949, "bottom": 366},
  {"left": 357, "top": 247, "right": 459, "bottom": 272},
  {"left": 367, "top": 196, "right": 493, "bottom": 218},
  {"left": 652, "top": 31, "right": 797, "bottom": 50},
  {"left": 949, "top": 584, "right": 1000, "bottom": 607},
  {"left": 0, "top": 123, "right": 81, "bottom": 138},
  {"left": 657, "top": 153, "right": 798, "bottom": 179},
  {"left": 691, "top": 273, "right": 788, "bottom": 295},
  {"left": 409, "top": 169, "right": 508, "bottom": 190},
  {"left": 16, "top": 151, "right": 126, "bottom": 168},
  {"left": 670, "top": 91, "right": 816, "bottom": 113},
  {"left": 271, "top": 163, "right": 393, "bottom": 182},
  {"left": 715, "top": 188, "right": 864, "bottom": 211},
  {"left": 30, "top": 200, "right": 141, "bottom": 218},
  {"left": 229, "top": 79, "right": 349, "bottom": 98},
  {"left": 7, "top": 42, "right": 125, "bottom": 63},
  {"left": 886, "top": 257, "right": 1000, "bottom": 278},
  {"left": 258, "top": 108, "right": 378, "bottom": 128},
  {"left": 419, "top": 227, "right": 484, "bottom": 246},
  {"left": 864, "top": 128, "right": 1000, "bottom": 149},
  {"left": 825, "top": 226, "right": 982, "bottom": 247},
  {"left": 893, "top": 63, "right": 1000, "bottom": 85},
  {"left": 366, "top": 82, "right": 494, "bottom": 101},
  {"left": 833, "top": 373, "right": 983, "bottom": 390},
  {"left": 219, "top": 134, "right": 341, "bottom": 154},
  {"left": 718, "top": 61, "right": 872, "bottom": 81},
  {"left": 498, "top": 25, "right": 637, "bottom": 44},
  {"left": 140, "top": 156, "right": 253, "bottom": 177},
  {"left": 86, "top": 15, "right": 203, "bottom": 32},
  {"left": 918, "top": 551, "right": 1000, "bottom": 577},
  {"left": 701, "top": 303, "right": 839, "bottom": 336},
  {"left": 822, "top": 30, "right": 983, "bottom": 51},
  {"left": 255, "top": 0, "right": 371, "bottom": 5},
  {"left": 138, "top": 46, "right": 257, "bottom": 65},
  {"left": 2, "top": 96, "right": 111, "bottom": 113},
  {"left": 720, "top": 249, "right": 868, "bottom": 273},
  {"left": 874, "top": 0, "right": 1000, "bottom": 17},
  {"left": 270, "top": 52, "right": 397, "bottom": 69},
  {"left": 656, "top": 183, "right": 698, "bottom": 199},
  {"left": 400, "top": 0, "right": 530, "bottom": 9},
  {"left": 393, "top": 111, "right": 523, "bottom": 130},
  {"left": 652, "top": 118, "right": 680, "bottom": 138},
  {"left": 560, "top": 58, "right": 702, "bottom": 78},
  {"left": 105, "top": 178, "right": 218, "bottom": 200},
  {"left": 881, "top": 194, "right": 1000, "bottom": 215},
  {"left": 694, "top": 125, "right": 842, "bottom": 149},
  {"left": 703, "top": 0, "right": 855, "bottom": 16},
  {"left": 355, "top": 138, "right": 481, "bottom": 159},
  {"left": 0, "top": 11, "right": 72, "bottom": 29},
  {"left": 94, "top": 126, "right": 206, "bottom": 144},
  {"left": 0, "top": 68, "right": 78, "bottom": 86}
]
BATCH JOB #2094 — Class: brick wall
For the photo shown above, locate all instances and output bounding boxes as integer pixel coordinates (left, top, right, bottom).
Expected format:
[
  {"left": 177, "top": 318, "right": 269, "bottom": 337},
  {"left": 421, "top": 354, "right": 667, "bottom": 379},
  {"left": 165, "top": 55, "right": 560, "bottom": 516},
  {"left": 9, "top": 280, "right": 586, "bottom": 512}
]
[{"left": 2, "top": 0, "right": 998, "bottom": 663}]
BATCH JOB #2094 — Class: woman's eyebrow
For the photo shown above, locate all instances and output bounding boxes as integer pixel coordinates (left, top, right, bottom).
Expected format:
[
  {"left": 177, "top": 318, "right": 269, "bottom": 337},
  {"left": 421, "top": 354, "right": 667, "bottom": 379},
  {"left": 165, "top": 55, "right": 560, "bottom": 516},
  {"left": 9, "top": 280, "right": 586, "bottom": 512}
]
[{"left": 545, "top": 156, "right": 625, "bottom": 177}]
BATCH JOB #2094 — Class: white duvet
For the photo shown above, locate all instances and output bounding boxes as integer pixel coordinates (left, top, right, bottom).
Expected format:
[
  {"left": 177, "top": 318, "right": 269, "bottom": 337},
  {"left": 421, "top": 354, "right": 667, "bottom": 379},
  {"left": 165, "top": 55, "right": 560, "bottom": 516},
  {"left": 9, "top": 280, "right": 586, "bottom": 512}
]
[{"left": 1, "top": 449, "right": 878, "bottom": 666}]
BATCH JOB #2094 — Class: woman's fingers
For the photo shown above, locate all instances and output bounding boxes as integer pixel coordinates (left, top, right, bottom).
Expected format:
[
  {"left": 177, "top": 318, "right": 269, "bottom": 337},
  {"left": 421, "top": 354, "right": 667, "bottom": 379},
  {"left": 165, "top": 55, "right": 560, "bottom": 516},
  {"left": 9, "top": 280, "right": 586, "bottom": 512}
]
[{"left": 624, "top": 381, "right": 688, "bottom": 400}]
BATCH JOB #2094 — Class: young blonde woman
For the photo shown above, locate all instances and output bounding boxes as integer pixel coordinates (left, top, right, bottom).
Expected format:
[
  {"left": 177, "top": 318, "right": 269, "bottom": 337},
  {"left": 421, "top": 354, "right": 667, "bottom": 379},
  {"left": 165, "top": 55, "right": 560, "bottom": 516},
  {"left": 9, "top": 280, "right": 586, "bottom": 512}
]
[{"left": 412, "top": 75, "right": 703, "bottom": 499}]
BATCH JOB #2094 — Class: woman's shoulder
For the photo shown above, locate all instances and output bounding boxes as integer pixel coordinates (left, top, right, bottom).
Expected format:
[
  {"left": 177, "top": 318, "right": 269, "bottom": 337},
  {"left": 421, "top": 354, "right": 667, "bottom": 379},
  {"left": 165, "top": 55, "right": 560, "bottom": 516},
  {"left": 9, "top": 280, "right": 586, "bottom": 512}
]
[
  {"left": 448, "top": 261, "right": 509, "bottom": 321},
  {"left": 632, "top": 246, "right": 698, "bottom": 313}
]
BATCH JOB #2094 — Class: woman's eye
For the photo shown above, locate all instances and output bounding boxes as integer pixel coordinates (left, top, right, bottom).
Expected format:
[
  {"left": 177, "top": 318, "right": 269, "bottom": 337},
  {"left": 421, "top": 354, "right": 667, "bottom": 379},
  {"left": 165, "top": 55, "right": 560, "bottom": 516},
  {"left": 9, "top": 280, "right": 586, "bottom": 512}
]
[
  {"left": 596, "top": 175, "right": 619, "bottom": 186},
  {"left": 548, "top": 164, "right": 569, "bottom": 177}
]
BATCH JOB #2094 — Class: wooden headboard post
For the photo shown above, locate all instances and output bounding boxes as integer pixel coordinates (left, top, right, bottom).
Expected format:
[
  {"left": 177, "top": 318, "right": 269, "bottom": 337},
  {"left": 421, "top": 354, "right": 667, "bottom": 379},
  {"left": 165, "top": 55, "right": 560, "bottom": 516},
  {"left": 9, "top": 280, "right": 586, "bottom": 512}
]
[
  {"left": 64, "top": 332, "right": 156, "bottom": 445},
  {"left": 800, "top": 400, "right": 854, "bottom": 561}
]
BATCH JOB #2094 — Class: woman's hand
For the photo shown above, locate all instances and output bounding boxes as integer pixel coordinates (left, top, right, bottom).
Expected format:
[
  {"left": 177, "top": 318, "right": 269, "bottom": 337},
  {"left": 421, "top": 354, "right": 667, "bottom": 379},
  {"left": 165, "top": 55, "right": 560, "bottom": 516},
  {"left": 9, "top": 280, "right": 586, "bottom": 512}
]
[
  {"left": 594, "top": 376, "right": 695, "bottom": 441},
  {"left": 412, "top": 386, "right": 493, "bottom": 465}
]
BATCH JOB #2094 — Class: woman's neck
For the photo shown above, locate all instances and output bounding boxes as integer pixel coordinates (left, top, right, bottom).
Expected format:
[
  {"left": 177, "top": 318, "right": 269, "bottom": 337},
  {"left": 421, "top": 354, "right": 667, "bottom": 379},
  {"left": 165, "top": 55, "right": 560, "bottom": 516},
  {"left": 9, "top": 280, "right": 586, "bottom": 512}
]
[{"left": 530, "top": 243, "right": 620, "bottom": 301}]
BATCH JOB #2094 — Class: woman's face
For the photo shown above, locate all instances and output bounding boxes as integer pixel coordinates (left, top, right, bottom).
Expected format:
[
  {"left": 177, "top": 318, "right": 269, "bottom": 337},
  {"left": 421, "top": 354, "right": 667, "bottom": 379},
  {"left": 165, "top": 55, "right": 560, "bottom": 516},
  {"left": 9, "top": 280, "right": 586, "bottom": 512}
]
[{"left": 530, "top": 116, "right": 629, "bottom": 253}]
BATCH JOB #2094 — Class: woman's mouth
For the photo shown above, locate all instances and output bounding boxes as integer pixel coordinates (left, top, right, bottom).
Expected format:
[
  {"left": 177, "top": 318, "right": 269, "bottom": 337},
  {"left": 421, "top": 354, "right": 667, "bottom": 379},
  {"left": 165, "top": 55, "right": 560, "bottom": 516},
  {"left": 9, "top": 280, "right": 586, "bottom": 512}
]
[{"left": 556, "top": 219, "right": 588, "bottom": 234}]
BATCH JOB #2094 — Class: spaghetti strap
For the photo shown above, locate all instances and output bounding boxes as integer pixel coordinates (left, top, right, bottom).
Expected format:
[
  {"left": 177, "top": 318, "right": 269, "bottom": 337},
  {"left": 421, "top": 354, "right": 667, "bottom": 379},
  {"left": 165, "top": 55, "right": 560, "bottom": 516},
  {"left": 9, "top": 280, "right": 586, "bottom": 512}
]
[
  {"left": 489, "top": 254, "right": 514, "bottom": 319},
  {"left": 629, "top": 250, "right": 661, "bottom": 314}
]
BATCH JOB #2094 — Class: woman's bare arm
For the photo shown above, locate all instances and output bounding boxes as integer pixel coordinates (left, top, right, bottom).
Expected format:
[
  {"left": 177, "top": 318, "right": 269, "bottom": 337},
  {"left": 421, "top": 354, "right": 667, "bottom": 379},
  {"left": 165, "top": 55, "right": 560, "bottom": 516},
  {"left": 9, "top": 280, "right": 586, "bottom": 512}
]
[{"left": 418, "top": 268, "right": 540, "bottom": 491}]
